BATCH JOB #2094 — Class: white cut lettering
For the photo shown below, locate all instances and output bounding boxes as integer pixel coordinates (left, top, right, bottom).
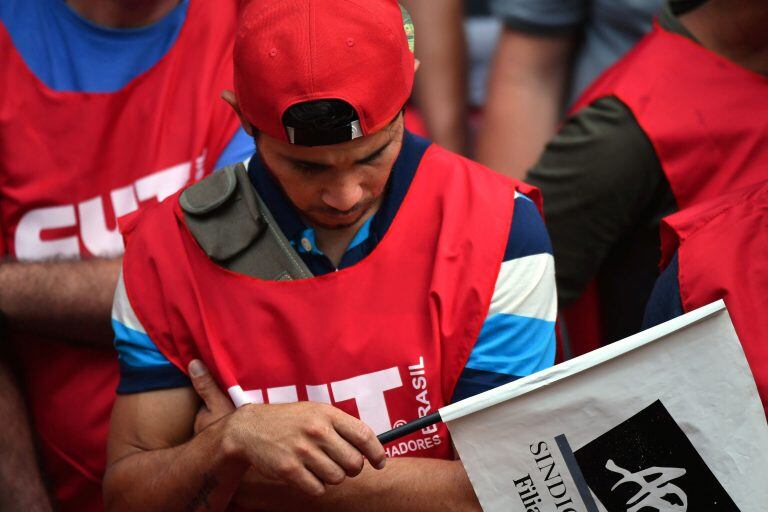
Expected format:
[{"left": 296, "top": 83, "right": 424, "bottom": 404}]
[
  {"left": 331, "top": 367, "right": 403, "bottom": 435},
  {"left": 306, "top": 384, "right": 332, "bottom": 404},
  {"left": 78, "top": 185, "right": 138, "bottom": 256},
  {"left": 135, "top": 162, "right": 190, "bottom": 202},
  {"left": 12, "top": 157, "right": 202, "bottom": 260},
  {"left": 15, "top": 205, "right": 79, "bottom": 260},
  {"left": 266, "top": 385, "right": 299, "bottom": 404}
]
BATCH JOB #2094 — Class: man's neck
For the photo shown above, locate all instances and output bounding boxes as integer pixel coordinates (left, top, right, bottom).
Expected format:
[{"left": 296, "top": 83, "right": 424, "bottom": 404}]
[
  {"left": 680, "top": 0, "right": 768, "bottom": 76},
  {"left": 313, "top": 202, "right": 382, "bottom": 268},
  {"left": 65, "top": 0, "right": 181, "bottom": 29}
]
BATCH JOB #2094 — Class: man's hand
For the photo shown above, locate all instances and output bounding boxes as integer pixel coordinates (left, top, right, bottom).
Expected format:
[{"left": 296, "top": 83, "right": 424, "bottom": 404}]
[
  {"left": 223, "top": 400, "right": 386, "bottom": 496},
  {"left": 186, "top": 359, "right": 387, "bottom": 497},
  {"left": 188, "top": 360, "right": 235, "bottom": 434}
]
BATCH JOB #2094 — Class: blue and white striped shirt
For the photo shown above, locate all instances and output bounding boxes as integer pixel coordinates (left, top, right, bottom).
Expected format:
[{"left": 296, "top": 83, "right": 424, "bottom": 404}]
[{"left": 112, "top": 132, "right": 557, "bottom": 401}]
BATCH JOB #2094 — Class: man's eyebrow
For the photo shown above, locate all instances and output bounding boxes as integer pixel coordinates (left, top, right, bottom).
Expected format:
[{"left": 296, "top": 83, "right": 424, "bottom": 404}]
[
  {"left": 284, "top": 138, "right": 392, "bottom": 168},
  {"left": 356, "top": 139, "right": 392, "bottom": 164},
  {"left": 285, "top": 157, "right": 332, "bottom": 169}
]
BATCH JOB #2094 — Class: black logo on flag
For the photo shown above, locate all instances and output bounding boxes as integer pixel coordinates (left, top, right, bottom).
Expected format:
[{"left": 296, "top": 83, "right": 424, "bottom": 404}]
[{"left": 573, "top": 400, "right": 739, "bottom": 511}]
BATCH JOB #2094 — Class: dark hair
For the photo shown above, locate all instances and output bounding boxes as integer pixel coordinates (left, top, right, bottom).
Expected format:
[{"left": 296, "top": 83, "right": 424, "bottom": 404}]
[
  {"left": 281, "top": 99, "right": 360, "bottom": 146},
  {"left": 282, "top": 99, "right": 359, "bottom": 131}
]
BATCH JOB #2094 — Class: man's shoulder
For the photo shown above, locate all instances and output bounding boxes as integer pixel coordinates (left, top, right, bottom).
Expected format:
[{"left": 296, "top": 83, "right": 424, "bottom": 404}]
[
  {"left": 179, "top": 163, "right": 243, "bottom": 216},
  {"left": 121, "top": 164, "right": 244, "bottom": 256},
  {"left": 424, "top": 143, "right": 505, "bottom": 176},
  {"left": 423, "top": 144, "right": 524, "bottom": 198},
  {"left": 505, "top": 192, "right": 552, "bottom": 262},
  {"left": 417, "top": 144, "right": 549, "bottom": 261},
  {"left": 122, "top": 162, "right": 249, "bottom": 242},
  {"left": 119, "top": 186, "right": 190, "bottom": 265}
]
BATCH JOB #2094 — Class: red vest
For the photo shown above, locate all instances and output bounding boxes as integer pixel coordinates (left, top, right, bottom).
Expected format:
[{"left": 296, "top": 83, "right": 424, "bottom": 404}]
[
  {"left": 0, "top": 2, "right": 241, "bottom": 510},
  {"left": 660, "top": 180, "right": 768, "bottom": 414},
  {"left": 122, "top": 146, "right": 536, "bottom": 460},
  {"left": 563, "top": 24, "right": 768, "bottom": 355}
]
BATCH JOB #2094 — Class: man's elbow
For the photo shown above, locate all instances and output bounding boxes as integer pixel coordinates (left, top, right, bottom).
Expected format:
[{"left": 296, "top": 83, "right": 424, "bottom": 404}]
[{"left": 102, "top": 462, "right": 135, "bottom": 512}]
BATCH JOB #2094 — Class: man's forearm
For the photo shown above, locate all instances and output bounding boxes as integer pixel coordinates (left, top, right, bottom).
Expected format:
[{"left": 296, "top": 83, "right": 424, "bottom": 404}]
[
  {"left": 0, "top": 357, "right": 52, "bottom": 512},
  {"left": 0, "top": 258, "right": 120, "bottom": 345},
  {"left": 476, "top": 30, "right": 575, "bottom": 179},
  {"left": 236, "top": 458, "right": 481, "bottom": 512},
  {"left": 103, "top": 419, "right": 247, "bottom": 512},
  {"left": 402, "top": 0, "right": 467, "bottom": 153}
]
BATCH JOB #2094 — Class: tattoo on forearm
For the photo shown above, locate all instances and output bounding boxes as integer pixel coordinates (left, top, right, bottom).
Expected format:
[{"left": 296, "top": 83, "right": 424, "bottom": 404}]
[{"left": 184, "top": 473, "right": 220, "bottom": 512}]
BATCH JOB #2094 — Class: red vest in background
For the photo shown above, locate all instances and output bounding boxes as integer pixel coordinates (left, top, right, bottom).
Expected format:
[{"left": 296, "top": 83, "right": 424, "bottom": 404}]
[
  {"left": 660, "top": 180, "right": 768, "bottom": 415},
  {"left": 122, "top": 145, "right": 533, "bottom": 461},
  {"left": 562, "top": 24, "right": 768, "bottom": 355},
  {"left": 0, "top": 2, "right": 241, "bottom": 510}
]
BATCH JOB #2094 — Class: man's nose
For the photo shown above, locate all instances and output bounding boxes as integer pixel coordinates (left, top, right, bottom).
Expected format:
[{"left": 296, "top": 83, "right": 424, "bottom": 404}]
[{"left": 321, "top": 179, "right": 364, "bottom": 212}]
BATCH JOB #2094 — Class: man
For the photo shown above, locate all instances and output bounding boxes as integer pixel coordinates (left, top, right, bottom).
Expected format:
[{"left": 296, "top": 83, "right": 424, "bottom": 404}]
[
  {"left": 104, "top": 0, "right": 557, "bottom": 509},
  {"left": 477, "top": 0, "right": 662, "bottom": 178},
  {"left": 523, "top": 0, "right": 768, "bottom": 352},
  {"left": 643, "top": 180, "right": 768, "bottom": 416},
  {"left": 0, "top": 0, "right": 252, "bottom": 509}
]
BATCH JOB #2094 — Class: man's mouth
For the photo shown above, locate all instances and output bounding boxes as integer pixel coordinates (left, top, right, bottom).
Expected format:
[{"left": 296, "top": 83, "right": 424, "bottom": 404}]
[{"left": 306, "top": 203, "right": 372, "bottom": 229}]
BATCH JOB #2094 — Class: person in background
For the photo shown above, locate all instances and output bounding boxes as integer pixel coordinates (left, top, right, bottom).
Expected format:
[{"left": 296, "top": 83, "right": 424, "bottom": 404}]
[
  {"left": 644, "top": 180, "right": 768, "bottom": 416},
  {"left": 525, "top": 0, "right": 768, "bottom": 353},
  {"left": 0, "top": 0, "right": 251, "bottom": 509},
  {"left": 477, "top": 0, "right": 662, "bottom": 178},
  {"left": 463, "top": 0, "right": 502, "bottom": 152},
  {"left": 402, "top": 0, "right": 469, "bottom": 154}
]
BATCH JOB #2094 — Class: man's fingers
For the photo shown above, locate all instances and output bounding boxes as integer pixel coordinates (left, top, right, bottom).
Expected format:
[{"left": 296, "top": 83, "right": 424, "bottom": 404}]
[
  {"left": 274, "top": 459, "right": 327, "bottom": 497},
  {"left": 318, "top": 434, "right": 366, "bottom": 477},
  {"left": 188, "top": 359, "right": 234, "bottom": 413},
  {"left": 245, "top": 442, "right": 328, "bottom": 498},
  {"left": 331, "top": 412, "right": 387, "bottom": 470},
  {"left": 299, "top": 445, "right": 348, "bottom": 486}
]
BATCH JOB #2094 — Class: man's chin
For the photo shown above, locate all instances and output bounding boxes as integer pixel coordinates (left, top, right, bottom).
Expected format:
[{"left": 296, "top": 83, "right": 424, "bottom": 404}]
[
  {"left": 307, "top": 216, "right": 363, "bottom": 230},
  {"left": 303, "top": 199, "right": 378, "bottom": 231}
]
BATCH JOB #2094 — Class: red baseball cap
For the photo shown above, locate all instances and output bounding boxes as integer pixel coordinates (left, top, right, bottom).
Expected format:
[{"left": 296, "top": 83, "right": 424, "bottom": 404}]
[{"left": 234, "top": 0, "right": 415, "bottom": 146}]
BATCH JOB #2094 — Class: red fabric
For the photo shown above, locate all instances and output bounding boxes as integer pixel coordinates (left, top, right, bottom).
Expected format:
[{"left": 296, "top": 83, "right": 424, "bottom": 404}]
[
  {"left": 661, "top": 180, "right": 768, "bottom": 414},
  {"left": 0, "top": 2, "right": 242, "bottom": 510},
  {"left": 563, "top": 24, "right": 768, "bottom": 354},
  {"left": 122, "top": 145, "right": 525, "bottom": 461},
  {"left": 561, "top": 281, "right": 602, "bottom": 356},
  {"left": 234, "top": 0, "right": 414, "bottom": 142},
  {"left": 404, "top": 106, "right": 429, "bottom": 139}
]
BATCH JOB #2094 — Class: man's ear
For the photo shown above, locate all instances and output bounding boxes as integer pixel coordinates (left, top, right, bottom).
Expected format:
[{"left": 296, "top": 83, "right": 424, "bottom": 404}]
[
  {"left": 221, "top": 90, "right": 254, "bottom": 136},
  {"left": 414, "top": 58, "right": 421, "bottom": 73}
]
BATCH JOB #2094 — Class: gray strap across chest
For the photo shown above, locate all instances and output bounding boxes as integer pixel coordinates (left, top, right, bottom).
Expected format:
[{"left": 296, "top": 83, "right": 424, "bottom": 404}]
[{"left": 180, "top": 163, "right": 313, "bottom": 281}]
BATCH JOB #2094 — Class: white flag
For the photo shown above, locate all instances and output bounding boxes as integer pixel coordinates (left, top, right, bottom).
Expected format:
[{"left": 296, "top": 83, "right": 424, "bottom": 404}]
[{"left": 444, "top": 300, "right": 768, "bottom": 511}]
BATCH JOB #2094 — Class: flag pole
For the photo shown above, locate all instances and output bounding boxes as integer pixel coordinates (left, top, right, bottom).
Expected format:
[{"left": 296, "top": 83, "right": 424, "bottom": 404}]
[{"left": 377, "top": 412, "right": 442, "bottom": 445}]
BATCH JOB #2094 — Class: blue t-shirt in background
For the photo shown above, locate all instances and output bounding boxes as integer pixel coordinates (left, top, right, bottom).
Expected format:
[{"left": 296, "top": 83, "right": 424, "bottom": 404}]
[{"left": 0, "top": 0, "right": 252, "bottom": 168}]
